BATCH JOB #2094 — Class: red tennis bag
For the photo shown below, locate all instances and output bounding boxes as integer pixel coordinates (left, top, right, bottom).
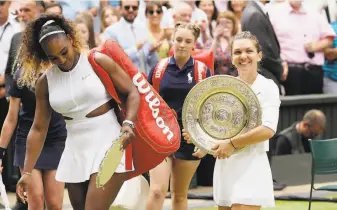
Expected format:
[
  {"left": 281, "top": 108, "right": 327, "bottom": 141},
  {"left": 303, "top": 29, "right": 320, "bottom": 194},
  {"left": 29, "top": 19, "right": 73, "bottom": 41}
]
[{"left": 88, "top": 40, "right": 181, "bottom": 179}]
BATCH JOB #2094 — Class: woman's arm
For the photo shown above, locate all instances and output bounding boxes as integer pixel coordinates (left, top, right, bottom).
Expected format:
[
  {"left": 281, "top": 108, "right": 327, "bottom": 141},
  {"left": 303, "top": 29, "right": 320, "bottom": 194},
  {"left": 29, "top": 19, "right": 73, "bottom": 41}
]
[
  {"left": 230, "top": 125, "right": 275, "bottom": 148},
  {"left": 212, "top": 80, "right": 280, "bottom": 158},
  {"left": 232, "top": 81, "right": 280, "bottom": 148},
  {"left": 94, "top": 52, "right": 140, "bottom": 122},
  {"left": 209, "top": 26, "right": 228, "bottom": 55},
  {"left": 0, "top": 97, "right": 21, "bottom": 149},
  {"left": 23, "top": 75, "right": 52, "bottom": 173}
]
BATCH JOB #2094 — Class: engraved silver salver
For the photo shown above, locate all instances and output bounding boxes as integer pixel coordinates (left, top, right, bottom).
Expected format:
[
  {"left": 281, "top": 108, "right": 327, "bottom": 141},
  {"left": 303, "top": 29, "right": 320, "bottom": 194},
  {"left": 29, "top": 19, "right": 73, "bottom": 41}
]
[{"left": 182, "top": 75, "right": 262, "bottom": 155}]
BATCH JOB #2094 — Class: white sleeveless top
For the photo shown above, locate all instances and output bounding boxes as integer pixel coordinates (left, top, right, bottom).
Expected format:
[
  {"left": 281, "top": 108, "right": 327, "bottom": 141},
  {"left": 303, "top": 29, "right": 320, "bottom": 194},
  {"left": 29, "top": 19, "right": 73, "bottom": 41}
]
[{"left": 46, "top": 53, "right": 112, "bottom": 120}]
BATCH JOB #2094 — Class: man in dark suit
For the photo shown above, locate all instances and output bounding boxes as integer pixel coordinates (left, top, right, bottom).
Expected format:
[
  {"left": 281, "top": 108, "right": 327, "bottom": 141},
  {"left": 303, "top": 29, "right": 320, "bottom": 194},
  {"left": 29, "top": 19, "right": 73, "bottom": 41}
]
[{"left": 241, "top": 0, "right": 284, "bottom": 90}]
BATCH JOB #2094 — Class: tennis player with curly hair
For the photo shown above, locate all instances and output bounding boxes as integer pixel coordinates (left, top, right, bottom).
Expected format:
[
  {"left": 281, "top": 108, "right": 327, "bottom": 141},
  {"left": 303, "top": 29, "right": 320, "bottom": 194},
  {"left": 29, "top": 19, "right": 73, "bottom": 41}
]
[{"left": 15, "top": 14, "right": 140, "bottom": 210}]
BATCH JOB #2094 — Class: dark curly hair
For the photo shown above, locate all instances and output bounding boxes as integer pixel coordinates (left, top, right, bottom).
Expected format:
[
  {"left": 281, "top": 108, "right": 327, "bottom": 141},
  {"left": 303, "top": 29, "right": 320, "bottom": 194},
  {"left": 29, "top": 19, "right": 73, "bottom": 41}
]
[{"left": 16, "top": 14, "right": 85, "bottom": 88}]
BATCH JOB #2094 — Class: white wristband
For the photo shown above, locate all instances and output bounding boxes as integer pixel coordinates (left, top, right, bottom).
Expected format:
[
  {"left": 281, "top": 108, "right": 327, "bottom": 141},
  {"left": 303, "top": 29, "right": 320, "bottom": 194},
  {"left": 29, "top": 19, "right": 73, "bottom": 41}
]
[{"left": 122, "top": 120, "right": 134, "bottom": 129}]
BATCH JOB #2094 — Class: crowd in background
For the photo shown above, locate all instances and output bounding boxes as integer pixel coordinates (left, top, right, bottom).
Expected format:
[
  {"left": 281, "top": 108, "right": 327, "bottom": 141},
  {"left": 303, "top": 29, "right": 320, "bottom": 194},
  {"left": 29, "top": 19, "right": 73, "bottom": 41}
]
[{"left": 1, "top": 0, "right": 337, "bottom": 98}]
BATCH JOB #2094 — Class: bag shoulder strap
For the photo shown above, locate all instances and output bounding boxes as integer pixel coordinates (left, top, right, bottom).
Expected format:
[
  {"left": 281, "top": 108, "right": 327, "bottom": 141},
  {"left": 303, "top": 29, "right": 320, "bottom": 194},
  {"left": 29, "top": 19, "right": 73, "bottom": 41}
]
[
  {"left": 194, "top": 60, "right": 207, "bottom": 83},
  {"left": 152, "top": 57, "right": 170, "bottom": 93},
  {"left": 88, "top": 50, "right": 121, "bottom": 104}
]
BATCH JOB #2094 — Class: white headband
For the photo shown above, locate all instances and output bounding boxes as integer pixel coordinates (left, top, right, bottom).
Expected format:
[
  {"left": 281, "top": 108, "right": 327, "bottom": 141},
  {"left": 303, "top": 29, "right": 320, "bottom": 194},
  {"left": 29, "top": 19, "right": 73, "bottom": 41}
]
[{"left": 38, "top": 20, "right": 65, "bottom": 43}]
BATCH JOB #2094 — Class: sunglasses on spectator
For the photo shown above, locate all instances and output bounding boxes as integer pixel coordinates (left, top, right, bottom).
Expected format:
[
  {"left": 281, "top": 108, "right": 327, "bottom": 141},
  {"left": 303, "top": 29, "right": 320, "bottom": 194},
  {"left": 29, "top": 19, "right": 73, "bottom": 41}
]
[
  {"left": 124, "top": 5, "right": 138, "bottom": 11},
  {"left": 148, "top": 9, "right": 162, "bottom": 15}
]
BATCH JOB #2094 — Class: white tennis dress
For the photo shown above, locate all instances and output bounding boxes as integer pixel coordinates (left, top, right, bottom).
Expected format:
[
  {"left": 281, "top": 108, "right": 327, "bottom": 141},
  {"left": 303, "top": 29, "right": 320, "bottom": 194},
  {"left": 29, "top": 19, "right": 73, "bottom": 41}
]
[
  {"left": 46, "top": 53, "right": 133, "bottom": 183},
  {"left": 213, "top": 74, "right": 280, "bottom": 207}
]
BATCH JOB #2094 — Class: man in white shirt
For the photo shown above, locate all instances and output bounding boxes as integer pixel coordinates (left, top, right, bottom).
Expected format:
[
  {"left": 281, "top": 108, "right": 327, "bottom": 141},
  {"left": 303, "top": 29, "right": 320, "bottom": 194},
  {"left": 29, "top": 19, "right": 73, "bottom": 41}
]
[
  {"left": 0, "top": 1, "right": 21, "bottom": 99},
  {"left": 104, "top": 0, "right": 158, "bottom": 74}
]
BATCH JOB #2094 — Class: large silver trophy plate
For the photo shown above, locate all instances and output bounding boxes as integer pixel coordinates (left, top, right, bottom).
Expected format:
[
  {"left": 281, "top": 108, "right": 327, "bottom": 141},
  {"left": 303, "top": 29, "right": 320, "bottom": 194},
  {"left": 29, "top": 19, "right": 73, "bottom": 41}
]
[{"left": 182, "top": 75, "right": 262, "bottom": 155}]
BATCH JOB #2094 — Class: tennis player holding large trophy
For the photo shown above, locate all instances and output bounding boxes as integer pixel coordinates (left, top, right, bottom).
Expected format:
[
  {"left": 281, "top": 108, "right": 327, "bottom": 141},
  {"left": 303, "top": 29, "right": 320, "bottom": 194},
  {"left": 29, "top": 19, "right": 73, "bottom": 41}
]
[{"left": 182, "top": 31, "right": 281, "bottom": 210}]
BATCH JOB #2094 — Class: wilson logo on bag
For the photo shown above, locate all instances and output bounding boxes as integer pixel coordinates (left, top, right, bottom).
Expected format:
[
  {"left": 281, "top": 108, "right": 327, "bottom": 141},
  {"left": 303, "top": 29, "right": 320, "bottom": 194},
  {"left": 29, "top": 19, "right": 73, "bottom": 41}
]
[{"left": 88, "top": 39, "right": 181, "bottom": 179}]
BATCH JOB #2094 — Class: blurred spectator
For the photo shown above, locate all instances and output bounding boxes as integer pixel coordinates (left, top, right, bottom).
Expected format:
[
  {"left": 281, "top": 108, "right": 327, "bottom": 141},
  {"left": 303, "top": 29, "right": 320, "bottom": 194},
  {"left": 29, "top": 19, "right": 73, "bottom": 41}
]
[
  {"left": 6, "top": 1, "right": 45, "bottom": 96},
  {"left": 266, "top": 0, "right": 285, "bottom": 12},
  {"left": 196, "top": 0, "right": 218, "bottom": 44},
  {"left": 9, "top": 0, "right": 20, "bottom": 16},
  {"left": 75, "top": 12, "right": 97, "bottom": 49},
  {"left": 43, "top": 0, "right": 56, "bottom": 6},
  {"left": 305, "top": 0, "right": 337, "bottom": 24},
  {"left": 99, "top": 6, "right": 120, "bottom": 45},
  {"left": 136, "top": 0, "right": 167, "bottom": 24},
  {"left": 0, "top": 1, "right": 21, "bottom": 99},
  {"left": 100, "top": 6, "right": 120, "bottom": 32},
  {"left": 242, "top": 0, "right": 283, "bottom": 92},
  {"left": 269, "top": 108, "right": 326, "bottom": 190},
  {"left": 172, "top": 2, "right": 193, "bottom": 23},
  {"left": 104, "top": 0, "right": 158, "bottom": 74},
  {"left": 183, "top": 0, "right": 208, "bottom": 47},
  {"left": 270, "top": 109, "right": 326, "bottom": 156},
  {"left": 160, "top": 0, "right": 208, "bottom": 32},
  {"left": 161, "top": 2, "right": 193, "bottom": 41},
  {"left": 102, "top": 0, "right": 120, "bottom": 9},
  {"left": 206, "top": 11, "right": 238, "bottom": 76},
  {"left": 45, "top": 2, "right": 62, "bottom": 15},
  {"left": 214, "top": 0, "right": 229, "bottom": 13},
  {"left": 268, "top": 0, "right": 335, "bottom": 95},
  {"left": 17, "top": 0, "right": 45, "bottom": 24},
  {"left": 4, "top": 2, "right": 45, "bottom": 209},
  {"left": 323, "top": 19, "right": 337, "bottom": 94},
  {"left": 161, "top": 1, "right": 172, "bottom": 10},
  {"left": 227, "top": 0, "right": 248, "bottom": 31},
  {"left": 55, "top": 0, "right": 99, "bottom": 21},
  {"left": 145, "top": 1, "right": 170, "bottom": 59},
  {"left": 0, "top": 4, "right": 21, "bottom": 195}
]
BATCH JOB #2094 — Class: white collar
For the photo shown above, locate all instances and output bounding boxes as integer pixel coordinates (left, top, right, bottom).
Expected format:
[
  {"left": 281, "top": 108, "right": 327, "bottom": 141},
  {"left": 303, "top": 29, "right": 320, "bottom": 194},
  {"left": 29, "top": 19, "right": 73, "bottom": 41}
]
[
  {"left": 120, "top": 17, "right": 135, "bottom": 27},
  {"left": 250, "top": 73, "right": 263, "bottom": 95}
]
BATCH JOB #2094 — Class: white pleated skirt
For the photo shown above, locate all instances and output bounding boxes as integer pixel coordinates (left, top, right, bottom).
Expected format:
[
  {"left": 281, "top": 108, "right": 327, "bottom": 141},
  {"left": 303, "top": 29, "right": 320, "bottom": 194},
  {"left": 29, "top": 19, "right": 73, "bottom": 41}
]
[
  {"left": 213, "top": 146, "right": 275, "bottom": 207},
  {"left": 56, "top": 109, "right": 133, "bottom": 183}
]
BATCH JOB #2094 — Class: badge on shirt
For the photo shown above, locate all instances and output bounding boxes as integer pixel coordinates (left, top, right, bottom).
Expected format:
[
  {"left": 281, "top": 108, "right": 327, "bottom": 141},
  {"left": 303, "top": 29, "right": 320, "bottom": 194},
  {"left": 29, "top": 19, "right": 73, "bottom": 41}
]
[{"left": 187, "top": 72, "right": 193, "bottom": 84}]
